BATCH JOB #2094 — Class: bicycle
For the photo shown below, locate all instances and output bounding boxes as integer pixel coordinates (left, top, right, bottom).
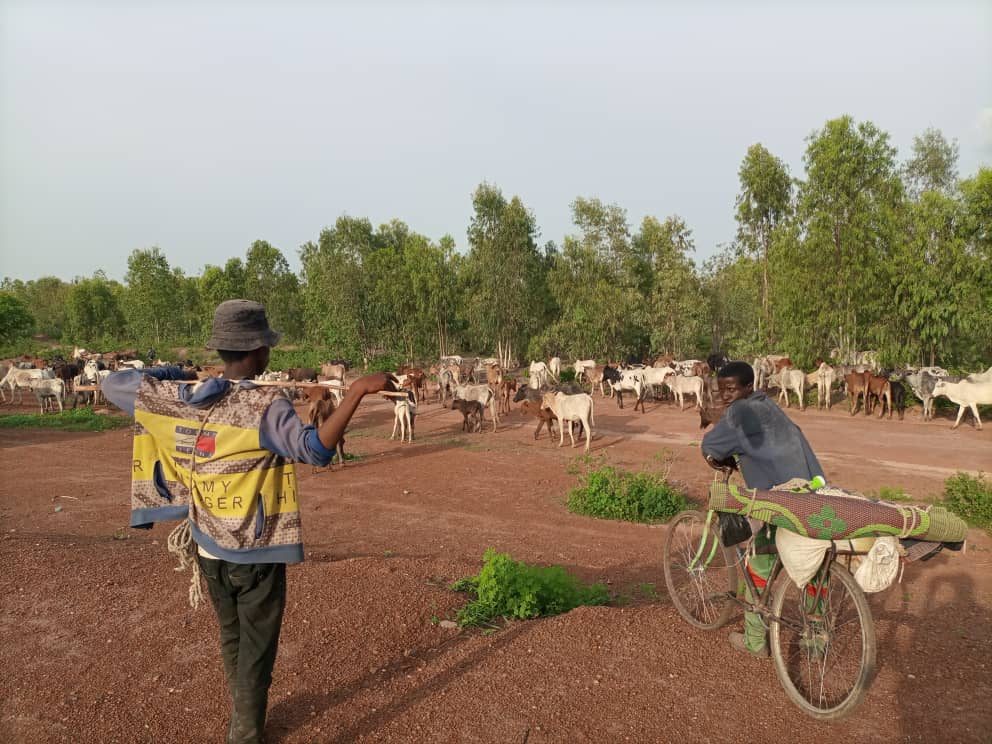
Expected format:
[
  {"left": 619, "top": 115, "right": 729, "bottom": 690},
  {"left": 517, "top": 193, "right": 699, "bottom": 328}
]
[{"left": 663, "top": 459, "right": 876, "bottom": 721}]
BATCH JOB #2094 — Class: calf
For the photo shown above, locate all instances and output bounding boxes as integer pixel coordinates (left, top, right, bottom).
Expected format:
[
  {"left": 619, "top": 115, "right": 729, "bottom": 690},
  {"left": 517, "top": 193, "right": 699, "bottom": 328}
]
[
  {"left": 307, "top": 395, "right": 346, "bottom": 468},
  {"left": 451, "top": 383, "right": 498, "bottom": 432},
  {"left": 864, "top": 373, "right": 893, "bottom": 419},
  {"left": 450, "top": 398, "right": 484, "bottom": 433},
  {"left": 391, "top": 390, "right": 418, "bottom": 442},
  {"left": 932, "top": 380, "right": 992, "bottom": 430},
  {"left": 498, "top": 377, "right": 517, "bottom": 415},
  {"left": 845, "top": 371, "right": 870, "bottom": 415}
]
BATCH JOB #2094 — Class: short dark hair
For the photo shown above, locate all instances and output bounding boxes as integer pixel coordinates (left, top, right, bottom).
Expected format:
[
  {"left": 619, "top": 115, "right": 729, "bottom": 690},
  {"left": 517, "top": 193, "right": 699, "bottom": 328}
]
[
  {"left": 718, "top": 361, "right": 754, "bottom": 388},
  {"left": 218, "top": 349, "right": 250, "bottom": 364}
]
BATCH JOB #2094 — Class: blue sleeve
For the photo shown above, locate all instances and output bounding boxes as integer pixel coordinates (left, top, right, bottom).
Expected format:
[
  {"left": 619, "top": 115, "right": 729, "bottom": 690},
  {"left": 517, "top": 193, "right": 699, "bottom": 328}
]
[
  {"left": 101, "top": 366, "right": 191, "bottom": 416},
  {"left": 259, "top": 397, "right": 336, "bottom": 467},
  {"left": 701, "top": 414, "right": 740, "bottom": 461}
]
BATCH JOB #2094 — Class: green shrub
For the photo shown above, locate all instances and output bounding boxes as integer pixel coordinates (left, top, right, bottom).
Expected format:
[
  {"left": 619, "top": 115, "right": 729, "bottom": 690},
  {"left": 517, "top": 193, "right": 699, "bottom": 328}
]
[
  {"left": 451, "top": 548, "right": 609, "bottom": 627},
  {"left": 558, "top": 368, "right": 576, "bottom": 383},
  {"left": 366, "top": 353, "right": 404, "bottom": 373},
  {"left": 0, "top": 409, "right": 132, "bottom": 431},
  {"left": 943, "top": 472, "right": 992, "bottom": 529},
  {"left": 567, "top": 466, "right": 687, "bottom": 523}
]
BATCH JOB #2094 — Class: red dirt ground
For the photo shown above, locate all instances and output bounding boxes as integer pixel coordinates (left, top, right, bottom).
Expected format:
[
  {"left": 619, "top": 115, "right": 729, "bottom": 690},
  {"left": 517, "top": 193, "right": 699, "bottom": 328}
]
[{"left": 1, "top": 390, "right": 990, "bottom": 743}]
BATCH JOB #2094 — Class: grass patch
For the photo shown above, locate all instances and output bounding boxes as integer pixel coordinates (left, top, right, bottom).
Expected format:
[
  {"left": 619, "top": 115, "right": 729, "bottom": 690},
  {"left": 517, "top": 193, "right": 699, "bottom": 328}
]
[
  {"left": 0, "top": 409, "right": 132, "bottom": 432},
  {"left": 450, "top": 548, "right": 609, "bottom": 627},
  {"left": 943, "top": 472, "right": 992, "bottom": 530},
  {"left": 567, "top": 465, "right": 688, "bottom": 523},
  {"left": 872, "top": 485, "right": 911, "bottom": 502}
]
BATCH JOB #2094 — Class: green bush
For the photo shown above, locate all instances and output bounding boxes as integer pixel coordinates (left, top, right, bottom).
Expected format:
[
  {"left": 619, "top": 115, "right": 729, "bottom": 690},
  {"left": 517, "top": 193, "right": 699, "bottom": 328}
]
[
  {"left": 451, "top": 548, "right": 609, "bottom": 627},
  {"left": 0, "top": 409, "right": 132, "bottom": 431},
  {"left": 567, "top": 466, "right": 687, "bottom": 523},
  {"left": 558, "top": 367, "right": 576, "bottom": 383},
  {"left": 943, "top": 472, "right": 992, "bottom": 529},
  {"left": 366, "top": 353, "right": 404, "bottom": 373}
]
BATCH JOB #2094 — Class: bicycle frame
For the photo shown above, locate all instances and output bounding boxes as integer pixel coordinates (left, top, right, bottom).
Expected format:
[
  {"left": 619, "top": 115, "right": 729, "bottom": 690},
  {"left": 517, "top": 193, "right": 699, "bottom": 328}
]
[{"left": 693, "top": 509, "right": 868, "bottom": 635}]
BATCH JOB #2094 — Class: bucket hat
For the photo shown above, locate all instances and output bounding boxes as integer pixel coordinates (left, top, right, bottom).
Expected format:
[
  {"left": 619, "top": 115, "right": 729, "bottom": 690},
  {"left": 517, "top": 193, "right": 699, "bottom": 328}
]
[{"left": 205, "top": 300, "right": 281, "bottom": 351}]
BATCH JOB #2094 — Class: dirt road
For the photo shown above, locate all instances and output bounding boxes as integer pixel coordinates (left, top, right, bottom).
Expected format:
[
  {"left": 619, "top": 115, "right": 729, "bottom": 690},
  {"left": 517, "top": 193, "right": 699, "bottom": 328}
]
[{"left": 1, "top": 393, "right": 989, "bottom": 743}]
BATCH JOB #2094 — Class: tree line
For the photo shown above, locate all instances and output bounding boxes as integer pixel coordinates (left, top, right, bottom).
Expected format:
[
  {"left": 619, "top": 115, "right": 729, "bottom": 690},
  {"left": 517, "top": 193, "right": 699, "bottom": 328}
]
[{"left": 2, "top": 116, "right": 989, "bottom": 371}]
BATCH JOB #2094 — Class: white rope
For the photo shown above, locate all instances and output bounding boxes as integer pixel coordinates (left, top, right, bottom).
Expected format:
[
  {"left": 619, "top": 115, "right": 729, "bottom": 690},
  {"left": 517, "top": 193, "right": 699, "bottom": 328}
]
[{"left": 167, "top": 520, "right": 205, "bottom": 610}]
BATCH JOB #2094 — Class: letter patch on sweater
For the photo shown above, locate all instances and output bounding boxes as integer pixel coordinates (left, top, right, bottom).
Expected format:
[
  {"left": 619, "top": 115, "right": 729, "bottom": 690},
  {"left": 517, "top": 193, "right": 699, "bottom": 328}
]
[{"left": 174, "top": 425, "right": 217, "bottom": 458}]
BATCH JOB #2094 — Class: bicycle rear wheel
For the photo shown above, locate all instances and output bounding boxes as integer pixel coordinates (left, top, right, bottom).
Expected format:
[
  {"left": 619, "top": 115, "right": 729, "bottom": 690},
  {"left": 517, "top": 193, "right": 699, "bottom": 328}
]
[
  {"left": 770, "top": 563, "right": 876, "bottom": 721},
  {"left": 663, "top": 510, "right": 736, "bottom": 630}
]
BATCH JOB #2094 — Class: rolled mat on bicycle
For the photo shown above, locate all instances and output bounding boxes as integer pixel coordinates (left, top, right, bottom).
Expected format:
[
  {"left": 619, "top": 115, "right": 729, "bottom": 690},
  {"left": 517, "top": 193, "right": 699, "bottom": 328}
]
[{"left": 707, "top": 482, "right": 968, "bottom": 543}]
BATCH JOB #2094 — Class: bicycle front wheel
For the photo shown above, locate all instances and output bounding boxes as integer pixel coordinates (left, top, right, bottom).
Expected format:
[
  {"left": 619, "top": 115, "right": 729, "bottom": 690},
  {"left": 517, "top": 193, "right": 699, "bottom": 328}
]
[
  {"left": 663, "top": 510, "right": 736, "bottom": 630},
  {"left": 770, "top": 563, "right": 876, "bottom": 721}
]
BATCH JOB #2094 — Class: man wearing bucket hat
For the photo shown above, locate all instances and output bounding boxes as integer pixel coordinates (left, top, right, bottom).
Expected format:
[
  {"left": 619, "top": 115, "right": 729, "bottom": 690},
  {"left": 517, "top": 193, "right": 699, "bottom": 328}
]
[{"left": 103, "top": 299, "right": 396, "bottom": 744}]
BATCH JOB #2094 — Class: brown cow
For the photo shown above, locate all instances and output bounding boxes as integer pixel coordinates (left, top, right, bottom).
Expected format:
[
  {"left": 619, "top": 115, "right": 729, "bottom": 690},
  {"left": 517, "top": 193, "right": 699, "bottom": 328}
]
[
  {"left": 307, "top": 392, "right": 345, "bottom": 468},
  {"left": 844, "top": 371, "right": 870, "bottom": 416},
  {"left": 286, "top": 367, "right": 317, "bottom": 382},
  {"left": 519, "top": 399, "right": 559, "bottom": 440},
  {"left": 498, "top": 377, "right": 517, "bottom": 415},
  {"left": 400, "top": 367, "right": 427, "bottom": 403},
  {"left": 864, "top": 373, "right": 893, "bottom": 419}
]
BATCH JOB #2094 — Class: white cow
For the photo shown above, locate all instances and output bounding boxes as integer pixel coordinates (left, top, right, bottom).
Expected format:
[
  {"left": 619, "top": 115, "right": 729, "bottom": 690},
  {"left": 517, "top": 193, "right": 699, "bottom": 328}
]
[
  {"left": 1, "top": 367, "right": 53, "bottom": 404},
  {"left": 966, "top": 365, "right": 992, "bottom": 384},
  {"left": 772, "top": 368, "right": 806, "bottom": 410},
  {"left": 574, "top": 359, "right": 596, "bottom": 381},
  {"left": 665, "top": 375, "right": 705, "bottom": 411},
  {"left": 932, "top": 380, "right": 992, "bottom": 430},
  {"left": 528, "top": 361, "right": 551, "bottom": 389},
  {"left": 453, "top": 383, "right": 499, "bottom": 432},
  {"left": 548, "top": 357, "right": 561, "bottom": 381},
  {"left": 30, "top": 378, "right": 66, "bottom": 413},
  {"left": 541, "top": 391, "right": 595, "bottom": 451},
  {"left": 390, "top": 391, "right": 417, "bottom": 442}
]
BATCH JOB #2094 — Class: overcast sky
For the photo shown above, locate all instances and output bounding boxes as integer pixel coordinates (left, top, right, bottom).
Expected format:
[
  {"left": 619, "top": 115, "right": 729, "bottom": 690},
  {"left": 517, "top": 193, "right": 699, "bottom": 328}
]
[{"left": 1, "top": 1, "right": 990, "bottom": 282}]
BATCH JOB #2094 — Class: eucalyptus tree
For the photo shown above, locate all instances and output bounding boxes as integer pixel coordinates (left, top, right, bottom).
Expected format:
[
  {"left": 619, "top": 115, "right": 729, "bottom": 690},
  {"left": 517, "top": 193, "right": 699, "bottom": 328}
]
[
  {"left": 636, "top": 215, "right": 705, "bottom": 358},
  {"left": 786, "top": 116, "right": 904, "bottom": 360},
  {"left": 124, "top": 247, "right": 180, "bottom": 343},
  {"left": 65, "top": 273, "right": 126, "bottom": 342},
  {"left": 244, "top": 240, "right": 303, "bottom": 341},
  {"left": 735, "top": 143, "right": 793, "bottom": 346},
  {"left": 464, "top": 183, "right": 548, "bottom": 364},
  {"left": 903, "top": 127, "right": 959, "bottom": 199}
]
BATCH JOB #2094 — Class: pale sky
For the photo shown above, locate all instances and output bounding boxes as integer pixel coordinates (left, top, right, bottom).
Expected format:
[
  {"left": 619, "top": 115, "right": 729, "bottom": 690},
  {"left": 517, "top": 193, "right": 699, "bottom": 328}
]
[{"left": 1, "top": 1, "right": 990, "bottom": 282}]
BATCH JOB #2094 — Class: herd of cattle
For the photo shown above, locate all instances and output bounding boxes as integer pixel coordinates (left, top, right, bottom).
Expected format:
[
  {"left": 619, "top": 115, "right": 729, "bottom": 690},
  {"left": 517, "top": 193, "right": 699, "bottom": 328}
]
[{"left": 2, "top": 349, "right": 990, "bottom": 443}]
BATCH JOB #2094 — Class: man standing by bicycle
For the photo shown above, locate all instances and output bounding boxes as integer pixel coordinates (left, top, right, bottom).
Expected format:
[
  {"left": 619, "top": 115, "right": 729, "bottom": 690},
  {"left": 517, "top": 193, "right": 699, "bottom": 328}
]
[{"left": 700, "top": 361, "right": 824, "bottom": 657}]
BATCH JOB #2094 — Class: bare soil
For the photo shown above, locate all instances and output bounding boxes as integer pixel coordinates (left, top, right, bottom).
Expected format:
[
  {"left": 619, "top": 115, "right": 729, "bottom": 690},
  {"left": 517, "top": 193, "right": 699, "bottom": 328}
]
[{"left": 1, "top": 391, "right": 990, "bottom": 743}]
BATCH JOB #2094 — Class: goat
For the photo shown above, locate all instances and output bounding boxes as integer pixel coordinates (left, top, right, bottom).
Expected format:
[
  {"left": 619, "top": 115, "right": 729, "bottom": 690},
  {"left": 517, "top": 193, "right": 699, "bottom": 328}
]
[
  {"left": 390, "top": 390, "right": 417, "bottom": 442},
  {"left": 450, "top": 398, "right": 484, "bottom": 433}
]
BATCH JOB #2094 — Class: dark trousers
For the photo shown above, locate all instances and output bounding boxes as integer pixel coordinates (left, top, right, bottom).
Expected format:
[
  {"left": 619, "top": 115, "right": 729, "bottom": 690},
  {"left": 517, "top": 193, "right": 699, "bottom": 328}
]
[{"left": 197, "top": 555, "right": 286, "bottom": 741}]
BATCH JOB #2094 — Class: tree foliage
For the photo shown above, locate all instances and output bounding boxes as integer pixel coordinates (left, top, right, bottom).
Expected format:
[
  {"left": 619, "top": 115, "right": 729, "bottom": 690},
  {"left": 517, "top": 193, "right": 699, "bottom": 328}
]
[{"left": 3, "top": 119, "right": 989, "bottom": 371}]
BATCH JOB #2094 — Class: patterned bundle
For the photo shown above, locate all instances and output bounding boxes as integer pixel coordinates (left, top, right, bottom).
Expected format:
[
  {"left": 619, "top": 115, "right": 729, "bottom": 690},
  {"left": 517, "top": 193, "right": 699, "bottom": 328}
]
[{"left": 707, "top": 482, "right": 968, "bottom": 543}]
